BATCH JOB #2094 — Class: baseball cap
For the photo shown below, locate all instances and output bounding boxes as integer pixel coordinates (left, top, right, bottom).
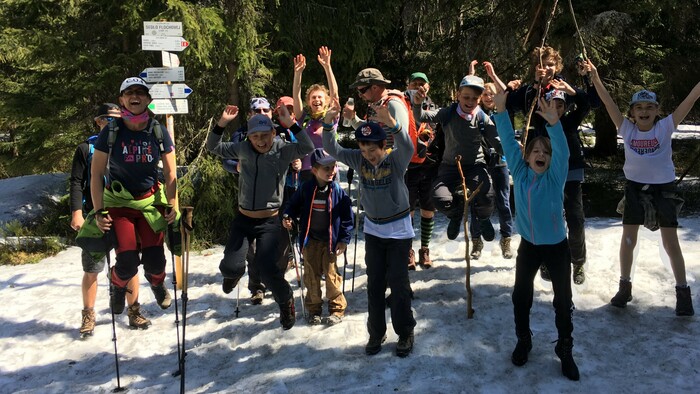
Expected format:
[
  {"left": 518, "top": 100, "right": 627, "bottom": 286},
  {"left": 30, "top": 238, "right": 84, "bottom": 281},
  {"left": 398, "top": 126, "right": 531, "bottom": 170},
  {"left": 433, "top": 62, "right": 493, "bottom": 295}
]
[
  {"left": 349, "top": 68, "right": 391, "bottom": 88},
  {"left": 120, "top": 77, "right": 149, "bottom": 94},
  {"left": 630, "top": 90, "right": 658, "bottom": 106},
  {"left": 545, "top": 89, "right": 566, "bottom": 102},
  {"left": 250, "top": 97, "right": 271, "bottom": 110},
  {"left": 247, "top": 114, "right": 275, "bottom": 134},
  {"left": 310, "top": 148, "right": 337, "bottom": 167},
  {"left": 409, "top": 72, "right": 429, "bottom": 84},
  {"left": 275, "top": 96, "right": 294, "bottom": 110},
  {"left": 459, "top": 75, "right": 485, "bottom": 91},
  {"left": 354, "top": 122, "right": 387, "bottom": 142},
  {"left": 96, "top": 103, "right": 121, "bottom": 118}
]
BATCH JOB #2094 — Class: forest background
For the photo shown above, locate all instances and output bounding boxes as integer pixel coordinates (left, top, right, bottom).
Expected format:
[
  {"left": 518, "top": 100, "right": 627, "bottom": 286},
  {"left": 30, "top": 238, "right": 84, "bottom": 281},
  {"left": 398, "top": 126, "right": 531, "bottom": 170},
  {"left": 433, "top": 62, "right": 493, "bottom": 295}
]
[{"left": 1, "top": 0, "right": 699, "bottom": 246}]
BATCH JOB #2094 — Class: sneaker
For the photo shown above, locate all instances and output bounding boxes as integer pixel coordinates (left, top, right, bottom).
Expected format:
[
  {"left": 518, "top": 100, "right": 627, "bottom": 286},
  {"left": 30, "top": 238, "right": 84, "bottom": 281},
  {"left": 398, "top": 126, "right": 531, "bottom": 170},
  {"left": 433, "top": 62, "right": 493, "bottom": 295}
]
[
  {"left": 500, "top": 237, "right": 513, "bottom": 259},
  {"left": 325, "top": 315, "right": 343, "bottom": 326},
  {"left": 447, "top": 214, "right": 463, "bottom": 240},
  {"left": 511, "top": 330, "right": 532, "bottom": 366},
  {"left": 250, "top": 290, "right": 264, "bottom": 305},
  {"left": 540, "top": 265, "right": 551, "bottom": 282},
  {"left": 418, "top": 246, "right": 432, "bottom": 268},
  {"left": 307, "top": 314, "right": 322, "bottom": 325},
  {"left": 150, "top": 282, "right": 172, "bottom": 309},
  {"left": 479, "top": 219, "right": 495, "bottom": 242},
  {"left": 79, "top": 308, "right": 96, "bottom": 337},
  {"left": 573, "top": 264, "right": 585, "bottom": 285},
  {"left": 365, "top": 334, "right": 387, "bottom": 355},
  {"left": 396, "top": 332, "right": 415, "bottom": 358},
  {"left": 408, "top": 249, "right": 416, "bottom": 271},
  {"left": 110, "top": 284, "right": 128, "bottom": 315},
  {"left": 675, "top": 286, "right": 695, "bottom": 316},
  {"left": 555, "top": 338, "right": 580, "bottom": 381},
  {"left": 127, "top": 303, "right": 151, "bottom": 329},
  {"left": 280, "top": 298, "right": 296, "bottom": 330},
  {"left": 610, "top": 280, "right": 632, "bottom": 308},
  {"left": 470, "top": 238, "right": 483, "bottom": 260},
  {"left": 222, "top": 277, "right": 238, "bottom": 294}
]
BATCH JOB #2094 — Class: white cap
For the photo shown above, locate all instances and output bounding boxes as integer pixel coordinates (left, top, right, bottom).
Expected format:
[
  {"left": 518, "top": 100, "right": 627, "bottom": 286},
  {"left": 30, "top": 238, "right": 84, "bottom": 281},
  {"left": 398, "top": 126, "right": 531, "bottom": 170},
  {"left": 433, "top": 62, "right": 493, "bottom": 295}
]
[
  {"left": 459, "top": 75, "right": 485, "bottom": 91},
  {"left": 120, "top": 77, "right": 149, "bottom": 94},
  {"left": 630, "top": 90, "right": 658, "bottom": 106}
]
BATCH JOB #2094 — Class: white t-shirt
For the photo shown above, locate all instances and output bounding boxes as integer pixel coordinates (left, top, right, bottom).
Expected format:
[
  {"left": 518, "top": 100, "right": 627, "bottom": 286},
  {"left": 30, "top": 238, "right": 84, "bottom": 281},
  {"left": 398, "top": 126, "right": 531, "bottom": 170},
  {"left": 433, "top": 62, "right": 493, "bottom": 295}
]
[{"left": 619, "top": 115, "right": 675, "bottom": 184}]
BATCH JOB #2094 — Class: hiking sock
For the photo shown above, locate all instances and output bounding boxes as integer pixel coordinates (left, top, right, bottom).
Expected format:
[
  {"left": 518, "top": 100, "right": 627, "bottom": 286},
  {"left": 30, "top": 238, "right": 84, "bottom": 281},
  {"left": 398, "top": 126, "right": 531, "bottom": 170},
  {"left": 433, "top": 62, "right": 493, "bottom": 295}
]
[{"left": 420, "top": 216, "right": 434, "bottom": 248}]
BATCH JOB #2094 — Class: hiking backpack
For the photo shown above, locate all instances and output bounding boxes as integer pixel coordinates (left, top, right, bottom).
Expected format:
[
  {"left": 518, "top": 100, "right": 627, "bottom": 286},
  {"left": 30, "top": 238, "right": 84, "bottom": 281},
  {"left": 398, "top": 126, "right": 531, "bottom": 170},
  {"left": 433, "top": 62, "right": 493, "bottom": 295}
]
[{"left": 383, "top": 90, "right": 430, "bottom": 164}]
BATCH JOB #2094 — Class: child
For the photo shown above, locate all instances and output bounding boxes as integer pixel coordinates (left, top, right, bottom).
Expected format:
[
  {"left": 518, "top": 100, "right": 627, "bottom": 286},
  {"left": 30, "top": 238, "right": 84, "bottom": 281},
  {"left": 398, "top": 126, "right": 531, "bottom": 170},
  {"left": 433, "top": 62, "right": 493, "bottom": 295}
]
[
  {"left": 589, "top": 60, "right": 700, "bottom": 316},
  {"left": 492, "top": 91, "right": 579, "bottom": 381},
  {"left": 282, "top": 148, "right": 354, "bottom": 326},
  {"left": 207, "top": 105, "right": 315, "bottom": 330},
  {"left": 322, "top": 98, "right": 416, "bottom": 358}
]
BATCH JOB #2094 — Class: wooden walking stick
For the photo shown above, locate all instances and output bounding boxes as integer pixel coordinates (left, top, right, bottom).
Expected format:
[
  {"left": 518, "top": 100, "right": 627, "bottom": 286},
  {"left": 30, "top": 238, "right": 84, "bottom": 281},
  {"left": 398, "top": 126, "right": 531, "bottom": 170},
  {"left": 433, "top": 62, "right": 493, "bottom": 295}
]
[{"left": 455, "top": 155, "right": 483, "bottom": 319}]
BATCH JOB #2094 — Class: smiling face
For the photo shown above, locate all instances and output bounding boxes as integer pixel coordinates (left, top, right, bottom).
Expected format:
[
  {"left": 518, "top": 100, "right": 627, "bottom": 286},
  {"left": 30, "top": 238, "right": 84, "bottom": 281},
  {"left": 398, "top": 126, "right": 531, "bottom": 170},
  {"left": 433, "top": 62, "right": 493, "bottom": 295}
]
[
  {"left": 311, "top": 162, "right": 337, "bottom": 185},
  {"left": 306, "top": 86, "right": 330, "bottom": 114},
  {"left": 525, "top": 137, "right": 552, "bottom": 174},
  {"left": 119, "top": 86, "right": 151, "bottom": 115},
  {"left": 458, "top": 86, "right": 482, "bottom": 113},
  {"left": 629, "top": 102, "right": 660, "bottom": 131},
  {"left": 480, "top": 84, "right": 496, "bottom": 110},
  {"left": 358, "top": 140, "right": 387, "bottom": 167},
  {"left": 248, "top": 130, "right": 276, "bottom": 154}
]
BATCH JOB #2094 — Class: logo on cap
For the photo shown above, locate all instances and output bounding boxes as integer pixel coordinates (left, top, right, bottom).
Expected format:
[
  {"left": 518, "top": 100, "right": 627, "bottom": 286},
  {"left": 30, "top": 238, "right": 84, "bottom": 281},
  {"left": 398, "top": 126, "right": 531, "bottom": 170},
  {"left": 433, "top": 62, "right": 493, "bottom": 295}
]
[{"left": 361, "top": 125, "right": 373, "bottom": 137}]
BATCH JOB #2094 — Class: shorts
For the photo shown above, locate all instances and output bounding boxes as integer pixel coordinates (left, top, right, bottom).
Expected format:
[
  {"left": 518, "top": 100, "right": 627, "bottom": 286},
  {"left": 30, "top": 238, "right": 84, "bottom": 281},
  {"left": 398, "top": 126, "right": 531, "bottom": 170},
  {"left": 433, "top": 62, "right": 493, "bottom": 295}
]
[
  {"left": 622, "top": 181, "right": 683, "bottom": 228},
  {"left": 405, "top": 165, "right": 437, "bottom": 212},
  {"left": 81, "top": 249, "right": 107, "bottom": 273}
]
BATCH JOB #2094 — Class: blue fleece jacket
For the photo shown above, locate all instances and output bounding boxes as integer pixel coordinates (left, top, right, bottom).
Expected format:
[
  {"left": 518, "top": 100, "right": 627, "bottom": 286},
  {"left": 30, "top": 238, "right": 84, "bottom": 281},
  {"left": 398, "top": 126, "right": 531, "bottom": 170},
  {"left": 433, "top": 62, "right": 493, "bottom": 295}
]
[
  {"left": 284, "top": 178, "right": 354, "bottom": 253},
  {"left": 493, "top": 111, "right": 569, "bottom": 245}
]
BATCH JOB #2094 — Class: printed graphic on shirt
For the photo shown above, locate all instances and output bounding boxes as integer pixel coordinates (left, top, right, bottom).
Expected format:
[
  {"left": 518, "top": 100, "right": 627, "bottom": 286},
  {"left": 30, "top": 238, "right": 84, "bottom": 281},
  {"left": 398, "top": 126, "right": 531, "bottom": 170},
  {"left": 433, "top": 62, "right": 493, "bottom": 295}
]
[
  {"left": 361, "top": 162, "right": 393, "bottom": 190},
  {"left": 121, "top": 139, "right": 156, "bottom": 163},
  {"left": 630, "top": 137, "right": 659, "bottom": 155}
]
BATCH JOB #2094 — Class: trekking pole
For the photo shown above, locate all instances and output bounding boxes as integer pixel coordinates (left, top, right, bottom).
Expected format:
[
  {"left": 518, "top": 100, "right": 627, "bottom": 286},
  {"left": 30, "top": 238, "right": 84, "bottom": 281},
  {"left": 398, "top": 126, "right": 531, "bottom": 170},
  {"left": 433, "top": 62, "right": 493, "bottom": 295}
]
[
  {"left": 284, "top": 217, "right": 306, "bottom": 319},
  {"left": 343, "top": 168, "right": 354, "bottom": 294},
  {"left": 455, "top": 157, "right": 482, "bottom": 319},
  {"left": 352, "top": 182, "right": 362, "bottom": 292},
  {"left": 235, "top": 285, "right": 240, "bottom": 318},
  {"left": 102, "top": 220, "right": 126, "bottom": 393},
  {"left": 165, "top": 206, "right": 183, "bottom": 380},
  {"left": 177, "top": 207, "right": 193, "bottom": 394}
]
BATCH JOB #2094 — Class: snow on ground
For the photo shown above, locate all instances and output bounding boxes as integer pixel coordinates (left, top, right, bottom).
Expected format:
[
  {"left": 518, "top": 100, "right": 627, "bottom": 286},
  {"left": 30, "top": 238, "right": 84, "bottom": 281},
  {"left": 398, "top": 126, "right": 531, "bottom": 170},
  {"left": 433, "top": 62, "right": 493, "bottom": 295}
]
[{"left": 0, "top": 173, "right": 66, "bottom": 225}]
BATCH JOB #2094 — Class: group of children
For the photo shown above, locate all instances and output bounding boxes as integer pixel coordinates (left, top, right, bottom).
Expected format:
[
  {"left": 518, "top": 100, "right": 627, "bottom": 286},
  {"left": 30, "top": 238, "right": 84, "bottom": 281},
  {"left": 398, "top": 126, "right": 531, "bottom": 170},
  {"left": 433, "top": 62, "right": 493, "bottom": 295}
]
[{"left": 73, "top": 44, "right": 700, "bottom": 380}]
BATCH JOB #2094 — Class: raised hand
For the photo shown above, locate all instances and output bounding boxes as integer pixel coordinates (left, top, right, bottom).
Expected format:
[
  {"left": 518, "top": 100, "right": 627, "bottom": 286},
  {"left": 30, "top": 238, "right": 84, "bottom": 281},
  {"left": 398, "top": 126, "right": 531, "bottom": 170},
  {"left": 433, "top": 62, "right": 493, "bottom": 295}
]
[
  {"left": 535, "top": 97, "right": 560, "bottom": 126},
  {"left": 324, "top": 97, "right": 341, "bottom": 125},
  {"left": 549, "top": 79, "right": 576, "bottom": 95},
  {"left": 317, "top": 46, "right": 332, "bottom": 69},
  {"left": 494, "top": 91, "right": 508, "bottom": 112},
  {"left": 368, "top": 103, "right": 396, "bottom": 127},
  {"left": 483, "top": 61, "right": 496, "bottom": 78},
  {"left": 218, "top": 105, "right": 239, "bottom": 127},
  {"left": 277, "top": 104, "right": 294, "bottom": 128},
  {"left": 469, "top": 59, "right": 478, "bottom": 76},
  {"left": 507, "top": 79, "right": 522, "bottom": 91},
  {"left": 412, "top": 84, "right": 429, "bottom": 104},
  {"left": 294, "top": 54, "right": 306, "bottom": 74},
  {"left": 586, "top": 59, "right": 599, "bottom": 81}
]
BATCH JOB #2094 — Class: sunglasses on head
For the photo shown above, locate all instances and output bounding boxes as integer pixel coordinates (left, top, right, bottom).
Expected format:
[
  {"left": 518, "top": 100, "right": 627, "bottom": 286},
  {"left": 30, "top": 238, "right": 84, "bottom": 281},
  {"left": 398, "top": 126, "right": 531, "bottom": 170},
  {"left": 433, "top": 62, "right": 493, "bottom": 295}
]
[
  {"left": 357, "top": 85, "right": 371, "bottom": 94},
  {"left": 254, "top": 108, "right": 271, "bottom": 114}
]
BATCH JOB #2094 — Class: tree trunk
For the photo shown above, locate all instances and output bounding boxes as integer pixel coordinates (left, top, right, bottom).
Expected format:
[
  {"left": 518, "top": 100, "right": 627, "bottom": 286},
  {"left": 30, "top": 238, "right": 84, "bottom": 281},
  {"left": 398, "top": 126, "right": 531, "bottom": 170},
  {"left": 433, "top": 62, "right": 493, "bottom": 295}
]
[{"left": 593, "top": 108, "right": 617, "bottom": 157}]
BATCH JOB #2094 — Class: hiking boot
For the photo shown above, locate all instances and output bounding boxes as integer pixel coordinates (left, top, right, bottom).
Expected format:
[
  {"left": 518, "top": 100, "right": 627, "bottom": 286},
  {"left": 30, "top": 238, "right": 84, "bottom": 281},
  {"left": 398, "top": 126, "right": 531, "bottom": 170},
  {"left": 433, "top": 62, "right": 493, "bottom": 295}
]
[
  {"left": 555, "top": 337, "right": 580, "bottom": 381},
  {"left": 150, "top": 282, "right": 172, "bottom": 309},
  {"left": 365, "top": 334, "right": 387, "bottom": 356},
  {"left": 479, "top": 219, "right": 495, "bottom": 242},
  {"left": 79, "top": 308, "right": 96, "bottom": 337},
  {"left": 396, "top": 332, "right": 415, "bottom": 358},
  {"left": 447, "top": 215, "right": 462, "bottom": 240},
  {"left": 280, "top": 298, "right": 296, "bottom": 330},
  {"left": 418, "top": 246, "right": 432, "bottom": 268},
  {"left": 511, "top": 330, "right": 532, "bottom": 366},
  {"left": 110, "top": 284, "right": 128, "bottom": 315},
  {"left": 325, "top": 315, "right": 343, "bottom": 326},
  {"left": 250, "top": 290, "right": 264, "bottom": 305},
  {"left": 408, "top": 249, "right": 416, "bottom": 271},
  {"left": 500, "top": 237, "right": 513, "bottom": 259},
  {"left": 127, "top": 303, "right": 151, "bottom": 329},
  {"left": 573, "top": 264, "right": 585, "bottom": 285},
  {"left": 470, "top": 238, "right": 483, "bottom": 260},
  {"left": 539, "top": 265, "right": 551, "bottom": 282},
  {"left": 675, "top": 286, "right": 695, "bottom": 316},
  {"left": 307, "top": 314, "right": 322, "bottom": 325},
  {"left": 610, "top": 280, "right": 632, "bottom": 308},
  {"left": 222, "top": 277, "right": 238, "bottom": 294}
]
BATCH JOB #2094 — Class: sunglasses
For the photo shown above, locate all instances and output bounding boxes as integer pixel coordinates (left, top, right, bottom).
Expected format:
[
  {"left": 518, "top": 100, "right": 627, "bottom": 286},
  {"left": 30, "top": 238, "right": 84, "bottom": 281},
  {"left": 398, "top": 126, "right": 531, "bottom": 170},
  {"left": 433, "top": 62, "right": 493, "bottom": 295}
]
[
  {"left": 357, "top": 85, "right": 371, "bottom": 95},
  {"left": 254, "top": 108, "right": 271, "bottom": 114}
]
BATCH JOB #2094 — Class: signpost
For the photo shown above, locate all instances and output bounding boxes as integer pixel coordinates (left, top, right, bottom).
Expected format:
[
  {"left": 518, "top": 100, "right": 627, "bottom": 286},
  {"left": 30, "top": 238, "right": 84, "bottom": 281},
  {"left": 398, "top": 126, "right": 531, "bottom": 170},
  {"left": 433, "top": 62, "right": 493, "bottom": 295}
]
[
  {"left": 139, "top": 67, "right": 185, "bottom": 83},
  {"left": 148, "top": 84, "right": 193, "bottom": 99},
  {"left": 143, "top": 21, "right": 183, "bottom": 37},
  {"left": 141, "top": 36, "right": 189, "bottom": 52},
  {"left": 148, "top": 99, "right": 189, "bottom": 115}
]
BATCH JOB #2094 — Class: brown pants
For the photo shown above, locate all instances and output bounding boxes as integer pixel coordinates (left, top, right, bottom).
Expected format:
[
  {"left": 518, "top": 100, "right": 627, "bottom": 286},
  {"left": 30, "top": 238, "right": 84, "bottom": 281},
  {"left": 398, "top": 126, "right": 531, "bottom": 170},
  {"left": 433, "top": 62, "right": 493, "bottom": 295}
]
[{"left": 302, "top": 239, "right": 347, "bottom": 316}]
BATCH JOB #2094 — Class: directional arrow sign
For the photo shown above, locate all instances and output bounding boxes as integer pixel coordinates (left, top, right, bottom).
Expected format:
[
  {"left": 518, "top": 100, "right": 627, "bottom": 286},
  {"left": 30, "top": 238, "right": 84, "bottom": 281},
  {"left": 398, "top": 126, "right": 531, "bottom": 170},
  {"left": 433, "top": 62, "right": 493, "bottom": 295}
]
[
  {"left": 139, "top": 67, "right": 185, "bottom": 83},
  {"left": 148, "top": 84, "right": 193, "bottom": 99},
  {"left": 162, "top": 51, "right": 180, "bottom": 68},
  {"left": 144, "top": 21, "right": 183, "bottom": 37},
  {"left": 148, "top": 99, "right": 189, "bottom": 115},
  {"left": 141, "top": 36, "right": 189, "bottom": 52}
]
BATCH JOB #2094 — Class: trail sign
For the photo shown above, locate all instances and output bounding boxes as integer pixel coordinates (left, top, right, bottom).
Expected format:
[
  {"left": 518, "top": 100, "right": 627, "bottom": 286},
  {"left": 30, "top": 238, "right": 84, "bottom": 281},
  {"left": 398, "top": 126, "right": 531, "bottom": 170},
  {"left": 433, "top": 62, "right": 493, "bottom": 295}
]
[
  {"left": 162, "top": 51, "right": 180, "bottom": 68},
  {"left": 139, "top": 67, "right": 185, "bottom": 83},
  {"left": 143, "top": 21, "right": 183, "bottom": 37},
  {"left": 148, "top": 99, "right": 189, "bottom": 115},
  {"left": 141, "top": 36, "right": 189, "bottom": 52},
  {"left": 148, "top": 84, "right": 193, "bottom": 99}
]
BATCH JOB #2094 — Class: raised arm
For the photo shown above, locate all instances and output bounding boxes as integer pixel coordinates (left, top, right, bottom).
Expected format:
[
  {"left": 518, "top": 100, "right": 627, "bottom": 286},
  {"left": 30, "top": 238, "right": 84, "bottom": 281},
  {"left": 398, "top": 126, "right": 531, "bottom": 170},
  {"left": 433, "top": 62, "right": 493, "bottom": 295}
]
[
  {"left": 483, "top": 61, "right": 508, "bottom": 93},
  {"left": 672, "top": 81, "right": 700, "bottom": 128},
  {"left": 318, "top": 46, "right": 339, "bottom": 101},
  {"left": 587, "top": 60, "right": 624, "bottom": 129},
  {"left": 292, "top": 54, "right": 306, "bottom": 120}
]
